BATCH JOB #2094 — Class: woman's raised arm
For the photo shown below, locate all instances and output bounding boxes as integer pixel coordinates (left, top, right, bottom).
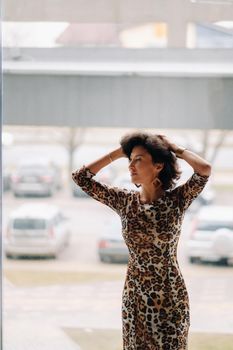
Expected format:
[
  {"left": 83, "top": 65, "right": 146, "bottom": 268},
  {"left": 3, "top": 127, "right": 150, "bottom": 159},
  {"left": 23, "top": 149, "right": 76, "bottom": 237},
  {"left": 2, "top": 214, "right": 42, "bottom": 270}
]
[
  {"left": 71, "top": 146, "right": 128, "bottom": 215},
  {"left": 158, "top": 135, "right": 211, "bottom": 176},
  {"left": 85, "top": 146, "right": 126, "bottom": 175}
]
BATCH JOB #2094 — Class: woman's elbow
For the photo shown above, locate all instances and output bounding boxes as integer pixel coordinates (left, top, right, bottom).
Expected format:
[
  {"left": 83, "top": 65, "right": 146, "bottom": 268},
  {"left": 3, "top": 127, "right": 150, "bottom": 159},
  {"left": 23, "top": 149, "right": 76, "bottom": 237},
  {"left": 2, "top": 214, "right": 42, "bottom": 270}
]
[
  {"left": 199, "top": 162, "right": 212, "bottom": 176},
  {"left": 72, "top": 171, "right": 79, "bottom": 184}
]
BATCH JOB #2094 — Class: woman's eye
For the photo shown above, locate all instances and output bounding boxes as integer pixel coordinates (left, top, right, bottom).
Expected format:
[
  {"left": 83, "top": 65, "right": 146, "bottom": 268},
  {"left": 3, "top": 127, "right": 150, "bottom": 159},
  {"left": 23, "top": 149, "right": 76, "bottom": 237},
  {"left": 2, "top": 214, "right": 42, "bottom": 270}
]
[{"left": 129, "top": 157, "right": 141, "bottom": 163}]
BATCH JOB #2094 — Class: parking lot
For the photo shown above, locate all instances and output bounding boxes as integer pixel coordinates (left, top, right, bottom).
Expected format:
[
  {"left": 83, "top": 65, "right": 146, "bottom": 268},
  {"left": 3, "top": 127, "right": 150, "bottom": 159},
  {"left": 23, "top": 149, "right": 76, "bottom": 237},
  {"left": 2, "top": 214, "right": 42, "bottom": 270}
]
[
  {"left": 2, "top": 181, "right": 233, "bottom": 349},
  {"left": 3, "top": 182, "right": 233, "bottom": 264}
]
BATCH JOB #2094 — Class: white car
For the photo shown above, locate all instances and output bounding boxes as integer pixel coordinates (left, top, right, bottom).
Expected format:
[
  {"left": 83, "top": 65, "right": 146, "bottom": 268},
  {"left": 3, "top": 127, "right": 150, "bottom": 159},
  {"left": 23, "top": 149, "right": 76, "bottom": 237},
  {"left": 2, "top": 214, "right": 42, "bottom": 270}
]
[
  {"left": 187, "top": 205, "right": 233, "bottom": 265},
  {"left": 5, "top": 203, "right": 70, "bottom": 259}
]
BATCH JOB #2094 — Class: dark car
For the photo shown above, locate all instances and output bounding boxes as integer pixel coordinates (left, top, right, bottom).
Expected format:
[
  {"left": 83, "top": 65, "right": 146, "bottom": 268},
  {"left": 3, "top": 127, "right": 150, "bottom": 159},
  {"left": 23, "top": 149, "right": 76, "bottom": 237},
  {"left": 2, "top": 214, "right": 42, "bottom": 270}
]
[
  {"left": 3, "top": 169, "right": 11, "bottom": 192},
  {"left": 98, "top": 217, "right": 128, "bottom": 263},
  {"left": 11, "top": 163, "right": 62, "bottom": 197}
]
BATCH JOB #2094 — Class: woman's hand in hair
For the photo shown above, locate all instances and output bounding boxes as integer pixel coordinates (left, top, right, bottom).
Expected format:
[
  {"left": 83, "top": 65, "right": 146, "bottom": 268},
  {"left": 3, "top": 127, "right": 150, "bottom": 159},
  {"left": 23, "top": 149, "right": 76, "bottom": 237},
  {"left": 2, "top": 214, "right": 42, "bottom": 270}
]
[
  {"left": 157, "top": 135, "right": 211, "bottom": 176},
  {"left": 157, "top": 135, "right": 179, "bottom": 153}
]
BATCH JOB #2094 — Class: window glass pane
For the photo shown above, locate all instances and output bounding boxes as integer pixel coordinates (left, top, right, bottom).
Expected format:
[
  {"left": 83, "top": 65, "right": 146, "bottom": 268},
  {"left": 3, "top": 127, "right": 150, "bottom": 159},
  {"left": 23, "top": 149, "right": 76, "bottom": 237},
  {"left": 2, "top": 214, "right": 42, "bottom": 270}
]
[{"left": 13, "top": 219, "right": 46, "bottom": 230}]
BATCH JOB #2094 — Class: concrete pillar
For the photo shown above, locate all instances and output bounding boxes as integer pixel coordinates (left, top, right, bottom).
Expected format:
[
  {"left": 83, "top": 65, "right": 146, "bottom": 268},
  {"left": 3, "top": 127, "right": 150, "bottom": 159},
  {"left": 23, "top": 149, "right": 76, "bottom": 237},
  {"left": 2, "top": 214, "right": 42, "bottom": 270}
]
[{"left": 167, "top": 19, "right": 187, "bottom": 48}]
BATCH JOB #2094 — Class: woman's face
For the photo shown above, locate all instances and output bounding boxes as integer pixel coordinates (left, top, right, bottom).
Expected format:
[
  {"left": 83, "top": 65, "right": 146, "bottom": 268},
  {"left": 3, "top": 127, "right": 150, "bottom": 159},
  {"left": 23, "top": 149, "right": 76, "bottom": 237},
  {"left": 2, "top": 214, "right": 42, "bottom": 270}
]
[{"left": 128, "top": 146, "right": 163, "bottom": 186}]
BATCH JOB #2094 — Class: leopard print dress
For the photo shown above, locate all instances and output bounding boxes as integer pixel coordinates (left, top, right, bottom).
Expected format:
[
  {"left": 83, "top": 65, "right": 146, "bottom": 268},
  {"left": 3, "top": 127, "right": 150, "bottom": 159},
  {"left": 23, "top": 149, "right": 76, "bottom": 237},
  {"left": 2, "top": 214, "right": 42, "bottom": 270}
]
[{"left": 72, "top": 166, "right": 209, "bottom": 350}]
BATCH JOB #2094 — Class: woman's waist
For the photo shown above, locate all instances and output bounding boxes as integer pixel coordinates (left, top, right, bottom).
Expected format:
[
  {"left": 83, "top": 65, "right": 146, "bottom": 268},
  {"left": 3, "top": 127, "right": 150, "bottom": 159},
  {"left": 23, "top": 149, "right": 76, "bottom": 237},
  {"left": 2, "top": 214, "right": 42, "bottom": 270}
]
[
  {"left": 128, "top": 254, "right": 179, "bottom": 268},
  {"left": 127, "top": 259, "right": 181, "bottom": 277}
]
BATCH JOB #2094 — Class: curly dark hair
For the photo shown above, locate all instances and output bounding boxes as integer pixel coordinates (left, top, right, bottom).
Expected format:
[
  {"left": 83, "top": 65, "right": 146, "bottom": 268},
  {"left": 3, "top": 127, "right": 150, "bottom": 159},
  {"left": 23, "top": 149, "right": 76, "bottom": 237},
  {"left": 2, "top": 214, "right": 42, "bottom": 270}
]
[{"left": 120, "top": 131, "right": 181, "bottom": 190}]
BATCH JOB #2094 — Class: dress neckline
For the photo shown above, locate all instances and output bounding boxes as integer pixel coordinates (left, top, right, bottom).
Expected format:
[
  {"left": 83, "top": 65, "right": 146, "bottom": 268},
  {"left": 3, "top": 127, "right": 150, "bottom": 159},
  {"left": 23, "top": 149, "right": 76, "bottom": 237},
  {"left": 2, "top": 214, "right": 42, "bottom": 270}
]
[{"left": 136, "top": 190, "right": 167, "bottom": 205}]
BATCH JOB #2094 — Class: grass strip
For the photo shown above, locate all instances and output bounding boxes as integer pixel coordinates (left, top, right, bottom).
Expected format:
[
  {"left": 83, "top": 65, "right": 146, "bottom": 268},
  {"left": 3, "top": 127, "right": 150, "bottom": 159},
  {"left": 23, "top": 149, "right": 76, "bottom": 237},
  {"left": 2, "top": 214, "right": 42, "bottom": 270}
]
[
  {"left": 189, "top": 332, "right": 233, "bottom": 350},
  {"left": 4, "top": 269, "right": 124, "bottom": 287}
]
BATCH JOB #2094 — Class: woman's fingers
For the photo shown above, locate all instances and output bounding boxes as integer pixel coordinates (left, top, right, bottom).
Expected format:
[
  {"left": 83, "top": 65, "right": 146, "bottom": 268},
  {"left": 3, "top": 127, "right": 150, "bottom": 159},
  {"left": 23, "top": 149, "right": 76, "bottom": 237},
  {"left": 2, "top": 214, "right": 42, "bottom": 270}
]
[{"left": 157, "top": 134, "right": 170, "bottom": 147}]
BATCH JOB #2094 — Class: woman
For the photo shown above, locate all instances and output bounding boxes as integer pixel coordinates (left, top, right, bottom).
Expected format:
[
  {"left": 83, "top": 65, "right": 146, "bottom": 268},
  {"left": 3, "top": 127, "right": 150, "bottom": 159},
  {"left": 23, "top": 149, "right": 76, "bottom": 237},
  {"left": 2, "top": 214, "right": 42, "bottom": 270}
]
[{"left": 72, "top": 132, "right": 211, "bottom": 350}]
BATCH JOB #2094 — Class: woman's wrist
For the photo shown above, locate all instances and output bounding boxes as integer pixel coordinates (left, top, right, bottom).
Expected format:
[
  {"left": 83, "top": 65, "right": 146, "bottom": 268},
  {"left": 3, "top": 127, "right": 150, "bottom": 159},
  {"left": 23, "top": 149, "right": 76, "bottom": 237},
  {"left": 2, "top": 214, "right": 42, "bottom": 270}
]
[
  {"left": 109, "top": 147, "right": 125, "bottom": 162},
  {"left": 167, "top": 143, "right": 178, "bottom": 153},
  {"left": 157, "top": 135, "right": 186, "bottom": 158},
  {"left": 175, "top": 146, "right": 186, "bottom": 158},
  {"left": 169, "top": 143, "right": 187, "bottom": 158}
]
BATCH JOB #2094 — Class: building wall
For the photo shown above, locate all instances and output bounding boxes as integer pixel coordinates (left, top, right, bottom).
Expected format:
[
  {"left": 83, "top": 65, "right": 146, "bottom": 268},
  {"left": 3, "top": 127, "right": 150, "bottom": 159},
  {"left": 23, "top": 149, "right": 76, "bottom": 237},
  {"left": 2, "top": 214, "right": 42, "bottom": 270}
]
[{"left": 3, "top": 73, "right": 233, "bottom": 129}]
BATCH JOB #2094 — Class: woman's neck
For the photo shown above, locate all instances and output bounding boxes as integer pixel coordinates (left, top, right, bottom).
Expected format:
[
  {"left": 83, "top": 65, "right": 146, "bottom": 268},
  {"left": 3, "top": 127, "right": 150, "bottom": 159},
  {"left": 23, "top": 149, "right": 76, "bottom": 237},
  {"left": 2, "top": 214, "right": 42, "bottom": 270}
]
[{"left": 140, "top": 184, "right": 164, "bottom": 204}]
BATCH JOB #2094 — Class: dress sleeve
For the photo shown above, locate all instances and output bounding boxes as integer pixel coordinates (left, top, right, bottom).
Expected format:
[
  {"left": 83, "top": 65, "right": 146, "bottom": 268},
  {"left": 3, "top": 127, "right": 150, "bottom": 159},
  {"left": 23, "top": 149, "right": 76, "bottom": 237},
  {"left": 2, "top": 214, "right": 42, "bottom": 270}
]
[
  {"left": 174, "top": 172, "right": 210, "bottom": 211},
  {"left": 72, "top": 166, "right": 130, "bottom": 215}
]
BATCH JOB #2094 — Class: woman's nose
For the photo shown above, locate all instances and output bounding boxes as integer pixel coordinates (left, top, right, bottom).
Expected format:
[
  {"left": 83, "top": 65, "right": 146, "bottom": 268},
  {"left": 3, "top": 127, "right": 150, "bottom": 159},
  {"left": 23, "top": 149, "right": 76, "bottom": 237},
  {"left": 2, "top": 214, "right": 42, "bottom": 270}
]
[{"left": 129, "top": 161, "right": 135, "bottom": 170}]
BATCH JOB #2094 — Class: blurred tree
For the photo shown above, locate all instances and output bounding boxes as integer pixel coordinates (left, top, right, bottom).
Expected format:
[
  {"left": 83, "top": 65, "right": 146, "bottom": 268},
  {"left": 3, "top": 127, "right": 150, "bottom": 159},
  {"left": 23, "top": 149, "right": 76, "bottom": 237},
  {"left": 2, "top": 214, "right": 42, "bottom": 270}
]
[
  {"left": 63, "top": 127, "right": 86, "bottom": 182},
  {"left": 209, "top": 130, "right": 228, "bottom": 164},
  {"left": 200, "top": 129, "right": 228, "bottom": 165}
]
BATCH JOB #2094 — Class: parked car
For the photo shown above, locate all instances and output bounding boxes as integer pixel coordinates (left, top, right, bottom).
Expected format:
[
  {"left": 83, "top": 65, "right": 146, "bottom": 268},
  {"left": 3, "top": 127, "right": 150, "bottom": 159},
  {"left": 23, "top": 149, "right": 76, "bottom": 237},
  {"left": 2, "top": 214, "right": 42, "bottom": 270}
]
[
  {"left": 11, "top": 162, "right": 62, "bottom": 197},
  {"left": 98, "top": 217, "right": 128, "bottom": 263},
  {"left": 5, "top": 203, "right": 70, "bottom": 259},
  {"left": 3, "top": 169, "right": 11, "bottom": 192},
  {"left": 186, "top": 205, "right": 233, "bottom": 265}
]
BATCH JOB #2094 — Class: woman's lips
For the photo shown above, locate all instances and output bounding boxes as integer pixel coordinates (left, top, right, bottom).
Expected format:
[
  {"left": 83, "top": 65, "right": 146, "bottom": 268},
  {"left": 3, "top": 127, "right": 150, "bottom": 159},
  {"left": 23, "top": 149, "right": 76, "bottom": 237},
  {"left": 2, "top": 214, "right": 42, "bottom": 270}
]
[{"left": 130, "top": 172, "right": 137, "bottom": 176}]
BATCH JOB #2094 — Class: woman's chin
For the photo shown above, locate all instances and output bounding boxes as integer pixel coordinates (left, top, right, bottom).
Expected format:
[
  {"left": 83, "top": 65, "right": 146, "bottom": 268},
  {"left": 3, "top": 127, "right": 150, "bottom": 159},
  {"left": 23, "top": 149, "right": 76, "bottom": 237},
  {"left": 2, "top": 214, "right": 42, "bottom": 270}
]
[
  {"left": 131, "top": 177, "right": 140, "bottom": 185},
  {"left": 130, "top": 177, "right": 137, "bottom": 184}
]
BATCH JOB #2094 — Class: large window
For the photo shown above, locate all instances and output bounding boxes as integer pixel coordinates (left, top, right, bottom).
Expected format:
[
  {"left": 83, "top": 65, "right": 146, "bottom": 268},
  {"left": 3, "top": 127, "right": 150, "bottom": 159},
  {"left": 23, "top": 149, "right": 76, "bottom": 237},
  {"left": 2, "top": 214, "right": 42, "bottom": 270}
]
[{"left": 2, "top": 1, "right": 233, "bottom": 349}]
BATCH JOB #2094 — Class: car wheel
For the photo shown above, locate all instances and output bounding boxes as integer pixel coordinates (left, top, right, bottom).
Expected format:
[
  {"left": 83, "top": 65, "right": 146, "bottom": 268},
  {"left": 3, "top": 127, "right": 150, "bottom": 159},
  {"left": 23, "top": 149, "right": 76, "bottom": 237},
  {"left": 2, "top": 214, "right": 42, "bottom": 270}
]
[
  {"left": 100, "top": 255, "right": 112, "bottom": 263},
  {"left": 13, "top": 192, "right": 20, "bottom": 197},
  {"left": 49, "top": 254, "right": 57, "bottom": 259},
  {"left": 213, "top": 229, "right": 233, "bottom": 258},
  {"left": 6, "top": 253, "right": 17, "bottom": 259},
  {"left": 189, "top": 257, "right": 199, "bottom": 264},
  {"left": 218, "top": 258, "right": 229, "bottom": 266},
  {"left": 47, "top": 189, "right": 55, "bottom": 197}
]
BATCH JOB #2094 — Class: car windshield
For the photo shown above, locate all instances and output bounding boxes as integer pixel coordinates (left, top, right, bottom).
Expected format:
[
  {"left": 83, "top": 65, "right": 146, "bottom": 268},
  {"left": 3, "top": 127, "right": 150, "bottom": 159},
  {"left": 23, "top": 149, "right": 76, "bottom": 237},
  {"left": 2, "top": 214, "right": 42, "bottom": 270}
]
[
  {"left": 197, "top": 222, "right": 233, "bottom": 231},
  {"left": 20, "top": 167, "right": 51, "bottom": 174},
  {"left": 13, "top": 219, "right": 46, "bottom": 230}
]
